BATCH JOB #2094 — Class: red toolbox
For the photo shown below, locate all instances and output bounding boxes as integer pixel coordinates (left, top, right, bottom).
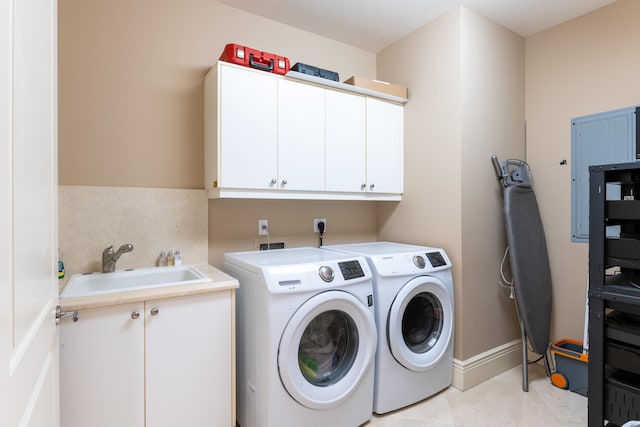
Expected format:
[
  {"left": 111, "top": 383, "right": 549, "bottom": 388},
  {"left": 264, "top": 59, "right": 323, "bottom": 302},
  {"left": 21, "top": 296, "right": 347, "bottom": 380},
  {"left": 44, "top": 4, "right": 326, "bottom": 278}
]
[{"left": 219, "top": 43, "right": 290, "bottom": 75}]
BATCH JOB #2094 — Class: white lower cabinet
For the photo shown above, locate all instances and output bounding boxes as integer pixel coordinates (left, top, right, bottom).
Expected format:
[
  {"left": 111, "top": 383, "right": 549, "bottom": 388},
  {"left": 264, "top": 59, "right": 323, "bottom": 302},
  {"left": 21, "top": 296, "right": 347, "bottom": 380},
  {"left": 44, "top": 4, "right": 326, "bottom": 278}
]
[
  {"left": 60, "top": 291, "right": 234, "bottom": 427},
  {"left": 60, "top": 301, "right": 145, "bottom": 427}
]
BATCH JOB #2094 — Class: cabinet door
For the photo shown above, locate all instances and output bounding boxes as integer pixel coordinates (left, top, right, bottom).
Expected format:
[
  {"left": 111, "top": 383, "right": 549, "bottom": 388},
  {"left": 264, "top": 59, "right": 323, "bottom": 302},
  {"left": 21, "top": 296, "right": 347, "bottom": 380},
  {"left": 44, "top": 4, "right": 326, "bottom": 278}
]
[
  {"left": 278, "top": 79, "right": 325, "bottom": 191},
  {"left": 325, "top": 90, "right": 366, "bottom": 192},
  {"left": 59, "top": 303, "right": 145, "bottom": 427},
  {"left": 146, "top": 291, "right": 233, "bottom": 427},
  {"left": 219, "top": 65, "right": 278, "bottom": 189},
  {"left": 366, "top": 98, "right": 404, "bottom": 194}
]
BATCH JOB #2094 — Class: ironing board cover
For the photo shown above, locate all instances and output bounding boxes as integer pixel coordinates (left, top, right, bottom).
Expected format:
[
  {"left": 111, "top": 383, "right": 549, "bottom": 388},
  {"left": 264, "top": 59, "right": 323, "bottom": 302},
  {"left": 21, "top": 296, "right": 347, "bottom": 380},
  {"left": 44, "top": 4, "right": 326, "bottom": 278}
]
[{"left": 503, "top": 184, "right": 552, "bottom": 355}]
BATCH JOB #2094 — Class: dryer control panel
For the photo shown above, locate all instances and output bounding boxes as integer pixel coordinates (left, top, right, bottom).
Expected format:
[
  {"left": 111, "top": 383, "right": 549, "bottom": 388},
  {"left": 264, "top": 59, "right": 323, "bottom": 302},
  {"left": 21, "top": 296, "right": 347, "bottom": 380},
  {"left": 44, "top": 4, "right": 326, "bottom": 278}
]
[
  {"left": 426, "top": 251, "right": 447, "bottom": 268},
  {"left": 368, "top": 250, "right": 451, "bottom": 277}
]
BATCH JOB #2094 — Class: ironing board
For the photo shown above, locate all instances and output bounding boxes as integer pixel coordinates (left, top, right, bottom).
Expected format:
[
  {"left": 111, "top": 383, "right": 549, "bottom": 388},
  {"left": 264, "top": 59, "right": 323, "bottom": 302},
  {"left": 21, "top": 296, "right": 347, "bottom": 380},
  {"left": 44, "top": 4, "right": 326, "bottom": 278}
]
[
  {"left": 493, "top": 156, "right": 553, "bottom": 391},
  {"left": 504, "top": 184, "right": 553, "bottom": 355}
]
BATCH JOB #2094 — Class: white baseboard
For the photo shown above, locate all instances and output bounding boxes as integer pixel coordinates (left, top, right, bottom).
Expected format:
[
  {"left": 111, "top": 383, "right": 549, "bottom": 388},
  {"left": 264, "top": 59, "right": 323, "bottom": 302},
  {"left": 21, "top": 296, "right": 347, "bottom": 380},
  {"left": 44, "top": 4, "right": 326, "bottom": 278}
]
[{"left": 451, "top": 339, "right": 522, "bottom": 391}]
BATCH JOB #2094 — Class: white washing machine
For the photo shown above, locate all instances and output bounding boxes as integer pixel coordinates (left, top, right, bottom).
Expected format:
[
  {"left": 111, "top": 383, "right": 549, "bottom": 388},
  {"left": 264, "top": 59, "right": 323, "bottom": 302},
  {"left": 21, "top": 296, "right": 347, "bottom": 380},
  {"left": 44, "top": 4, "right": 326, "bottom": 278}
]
[
  {"left": 224, "top": 248, "right": 377, "bottom": 427},
  {"left": 323, "top": 242, "right": 454, "bottom": 414}
]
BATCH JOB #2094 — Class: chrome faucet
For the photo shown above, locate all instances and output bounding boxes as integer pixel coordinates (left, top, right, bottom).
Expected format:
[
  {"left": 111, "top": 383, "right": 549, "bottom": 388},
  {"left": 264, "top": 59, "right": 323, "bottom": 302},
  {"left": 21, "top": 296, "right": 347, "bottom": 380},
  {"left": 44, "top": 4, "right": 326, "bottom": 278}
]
[{"left": 102, "top": 243, "right": 134, "bottom": 273}]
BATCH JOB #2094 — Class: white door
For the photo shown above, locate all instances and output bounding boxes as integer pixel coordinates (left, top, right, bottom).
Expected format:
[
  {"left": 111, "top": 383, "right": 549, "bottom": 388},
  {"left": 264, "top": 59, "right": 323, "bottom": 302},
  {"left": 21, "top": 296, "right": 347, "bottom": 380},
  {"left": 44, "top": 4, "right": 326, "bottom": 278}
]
[
  {"left": 146, "top": 292, "right": 233, "bottom": 427},
  {"left": 0, "top": 0, "right": 59, "bottom": 425},
  {"left": 278, "top": 291, "right": 376, "bottom": 409},
  {"left": 278, "top": 79, "right": 325, "bottom": 191},
  {"left": 219, "top": 64, "right": 278, "bottom": 190},
  {"left": 59, "top": 303, "right": 145, "bottom": 427},
  {"left": 366, "top": 98, "right": 403, "bottom": 194},
  {"left": 325, "top": 91, "right": 366, "bottom": 193},
  {"left": 387, "top": 276, "right": 453, "bottom": 371}
]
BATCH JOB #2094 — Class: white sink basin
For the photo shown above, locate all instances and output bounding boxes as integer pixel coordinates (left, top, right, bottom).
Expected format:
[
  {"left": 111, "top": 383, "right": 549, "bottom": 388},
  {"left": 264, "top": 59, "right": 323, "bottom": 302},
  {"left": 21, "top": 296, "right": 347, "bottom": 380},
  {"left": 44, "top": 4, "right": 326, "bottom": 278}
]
[{"left": 60, "top": 265, "right": 212, "bottom": 299}]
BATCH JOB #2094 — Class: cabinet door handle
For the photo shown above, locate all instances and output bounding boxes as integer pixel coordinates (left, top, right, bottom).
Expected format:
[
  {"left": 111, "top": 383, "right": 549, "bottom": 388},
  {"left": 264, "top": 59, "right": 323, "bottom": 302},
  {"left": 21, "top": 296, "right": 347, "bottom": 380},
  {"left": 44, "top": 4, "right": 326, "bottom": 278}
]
[
  {"left": 55, "top": 306, "right": 78, "bottom": 324},
  {"left": 270, "top": 178, "right": 277, "bottom": 185},
  {"left": 281, "top": 179, "right": 287, "bottom": 185},
  {"left": 361, "top": 183, "right": 366, "bottom": 190},
  {"left": 131, "top": 311, "right": 140, "bottom": 319},
  {"left": 369, "top": 183, "right": 375, "bottom": 190},
  {"left": 150, "top": 307, "right": 159, "bottom": 316}
]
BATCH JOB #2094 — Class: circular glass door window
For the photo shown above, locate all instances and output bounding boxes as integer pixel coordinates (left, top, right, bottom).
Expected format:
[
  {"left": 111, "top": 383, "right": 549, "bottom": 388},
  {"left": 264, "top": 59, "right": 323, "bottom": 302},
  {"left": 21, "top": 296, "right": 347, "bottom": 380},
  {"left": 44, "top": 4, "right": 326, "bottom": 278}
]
[
  {"left": 278, "top": 290, "right": 376, "bottom": 409},
  {"left": 387, "top": 276, "right": 453, "bottom": 371},
  {"left": 298, "top": 310, "right": 358, "bottom": 387},
  {"left": 402, "top": 292, "right": 443, "bottom": 354}
]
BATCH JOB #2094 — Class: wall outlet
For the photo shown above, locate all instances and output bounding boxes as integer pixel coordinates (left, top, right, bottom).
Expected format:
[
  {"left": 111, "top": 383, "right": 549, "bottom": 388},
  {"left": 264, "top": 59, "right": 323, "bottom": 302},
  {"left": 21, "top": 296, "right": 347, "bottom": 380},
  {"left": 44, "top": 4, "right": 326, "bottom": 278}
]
[
  {"left": 313, "top": 218, "right": 327, "bottom": 233},
  {"left": 258, "top": 219, "right": 269, "bottom": 235}
]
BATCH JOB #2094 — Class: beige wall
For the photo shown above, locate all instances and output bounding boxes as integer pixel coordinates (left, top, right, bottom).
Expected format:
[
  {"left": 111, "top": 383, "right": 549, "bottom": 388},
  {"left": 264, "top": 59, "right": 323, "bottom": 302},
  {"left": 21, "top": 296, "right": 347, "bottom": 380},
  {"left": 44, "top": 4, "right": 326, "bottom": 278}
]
[
  {"left": 208, "top": 199, "right": 378, "bottom": 267},
  {"left": 376, "top": 7, "right": 524, "bottom": 360},
  {"left": 58, "top": 0, "right": 381, "bottom": 267},
  {"left": 58, "top": 0, "right": 376, "bottom": 189},
  {"left": 459, "top": 8, "right": 525, "bottom": 359},
  {"left": 376, "top": 9, "right": 466, "bottom": 357},
  {"left": 525, "top": 0, "right": 640, "bottom": 342},
  {"left": 59, "top": 186, "right": 208, "bottom": 276}
]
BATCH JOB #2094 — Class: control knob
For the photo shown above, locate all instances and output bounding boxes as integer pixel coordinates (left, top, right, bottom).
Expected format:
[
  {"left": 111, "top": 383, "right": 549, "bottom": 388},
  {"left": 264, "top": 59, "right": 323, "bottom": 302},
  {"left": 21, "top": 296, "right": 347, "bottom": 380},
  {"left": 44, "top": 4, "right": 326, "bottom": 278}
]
[
  {"left": 413, "top": 255, "right": 426, "bottom": 269},
  {"left": 319, "top": 265, "right": 335, "bottom": 282}
]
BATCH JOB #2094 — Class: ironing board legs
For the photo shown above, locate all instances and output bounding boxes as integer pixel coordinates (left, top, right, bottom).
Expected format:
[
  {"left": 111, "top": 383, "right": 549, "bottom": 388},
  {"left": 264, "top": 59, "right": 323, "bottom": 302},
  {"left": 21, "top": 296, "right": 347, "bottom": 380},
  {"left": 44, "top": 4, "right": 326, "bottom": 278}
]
[
  {"left": 519, "top": 312, "right": 529, "bottom": 392},
  {"left": 516, "top": 299, "right": 552, "bottom": 392}
]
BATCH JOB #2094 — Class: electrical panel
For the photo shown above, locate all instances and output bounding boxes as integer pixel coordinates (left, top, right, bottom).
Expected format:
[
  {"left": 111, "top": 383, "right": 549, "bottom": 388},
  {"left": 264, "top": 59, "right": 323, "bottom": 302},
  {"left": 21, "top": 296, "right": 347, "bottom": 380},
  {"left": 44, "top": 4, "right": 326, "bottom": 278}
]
[{"left": 571, "top": 106, "right": 638, "bottom": 242}]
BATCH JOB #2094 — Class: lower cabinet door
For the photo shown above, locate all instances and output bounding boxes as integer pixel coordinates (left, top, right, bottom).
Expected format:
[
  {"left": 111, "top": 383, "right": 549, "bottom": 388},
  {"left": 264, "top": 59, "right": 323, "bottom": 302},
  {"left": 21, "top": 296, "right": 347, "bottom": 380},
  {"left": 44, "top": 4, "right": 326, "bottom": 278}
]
[
  {"left": 59, "top": 302, "right": 145, "bottom": 427},
  {"left": 145, "top": 291, "right": 233, "bottom": 427}
]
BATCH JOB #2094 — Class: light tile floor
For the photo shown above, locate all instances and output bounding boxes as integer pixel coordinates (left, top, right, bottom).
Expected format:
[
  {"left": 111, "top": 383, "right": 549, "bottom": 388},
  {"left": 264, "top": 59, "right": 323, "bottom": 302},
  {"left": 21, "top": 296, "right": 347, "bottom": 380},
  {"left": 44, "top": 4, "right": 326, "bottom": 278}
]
[{"left": 365, "top": 363, "right": 587, "bottom": 427}]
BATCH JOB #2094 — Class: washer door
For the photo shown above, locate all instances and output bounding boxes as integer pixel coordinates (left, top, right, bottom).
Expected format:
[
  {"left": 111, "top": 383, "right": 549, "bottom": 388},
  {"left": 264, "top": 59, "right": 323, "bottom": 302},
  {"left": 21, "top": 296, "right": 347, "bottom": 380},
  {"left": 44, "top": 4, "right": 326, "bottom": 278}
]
[
  {"left": 387, "top": 276, "right": 453, "bottom": 371},
  {"left": 278, "top": 290, "right": 377, "bottom": 409}
]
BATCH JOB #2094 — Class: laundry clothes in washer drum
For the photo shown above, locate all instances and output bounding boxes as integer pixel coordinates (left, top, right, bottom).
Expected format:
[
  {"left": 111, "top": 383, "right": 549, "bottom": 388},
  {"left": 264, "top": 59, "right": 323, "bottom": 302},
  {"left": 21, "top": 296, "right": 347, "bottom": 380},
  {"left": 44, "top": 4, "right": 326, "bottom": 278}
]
[{"left": 298, "top": 310, "right": 358, "bottom": 384}]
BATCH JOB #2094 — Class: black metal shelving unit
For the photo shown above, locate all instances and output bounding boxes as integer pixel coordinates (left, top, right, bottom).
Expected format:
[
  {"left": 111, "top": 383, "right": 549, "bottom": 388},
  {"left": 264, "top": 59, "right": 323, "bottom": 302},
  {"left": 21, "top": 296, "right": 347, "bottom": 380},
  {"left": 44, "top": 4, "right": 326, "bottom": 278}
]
[{"left": 589, "top": 162, "right": 640, "bottom": 427}]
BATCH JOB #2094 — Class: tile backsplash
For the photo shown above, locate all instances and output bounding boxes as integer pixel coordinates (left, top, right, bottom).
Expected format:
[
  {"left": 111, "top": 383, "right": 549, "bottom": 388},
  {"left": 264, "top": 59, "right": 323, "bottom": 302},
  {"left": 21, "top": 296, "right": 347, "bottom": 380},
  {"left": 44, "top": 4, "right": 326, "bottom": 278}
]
[{"left": 59, "top": 186, "right": 208, "bottom": 276}]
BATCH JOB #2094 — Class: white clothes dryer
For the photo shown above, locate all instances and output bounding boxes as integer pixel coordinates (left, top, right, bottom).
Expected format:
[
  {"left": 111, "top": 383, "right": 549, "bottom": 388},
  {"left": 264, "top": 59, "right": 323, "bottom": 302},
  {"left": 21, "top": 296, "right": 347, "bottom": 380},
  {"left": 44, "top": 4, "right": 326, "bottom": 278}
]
[
  {"left": 323, "top": 242, "right": 454, "bottom": 414},
  {"left": 224, "top": 248, "right": 377, "bottom": 427}
]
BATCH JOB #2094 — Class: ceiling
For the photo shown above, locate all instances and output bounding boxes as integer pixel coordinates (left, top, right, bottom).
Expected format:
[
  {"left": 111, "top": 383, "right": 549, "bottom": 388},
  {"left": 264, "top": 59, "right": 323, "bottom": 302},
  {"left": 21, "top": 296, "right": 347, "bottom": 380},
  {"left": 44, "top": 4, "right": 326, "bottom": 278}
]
[{"left": 215, "top": 0, "right": 618, "bottom": 52}]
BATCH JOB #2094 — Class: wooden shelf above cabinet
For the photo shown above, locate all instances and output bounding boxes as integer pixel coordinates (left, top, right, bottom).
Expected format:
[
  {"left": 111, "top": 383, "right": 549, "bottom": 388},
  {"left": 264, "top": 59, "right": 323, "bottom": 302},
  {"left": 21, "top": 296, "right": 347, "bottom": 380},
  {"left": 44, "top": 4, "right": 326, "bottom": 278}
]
[{"left": 285, "top": 70, "right": 408, "bottom": 104}]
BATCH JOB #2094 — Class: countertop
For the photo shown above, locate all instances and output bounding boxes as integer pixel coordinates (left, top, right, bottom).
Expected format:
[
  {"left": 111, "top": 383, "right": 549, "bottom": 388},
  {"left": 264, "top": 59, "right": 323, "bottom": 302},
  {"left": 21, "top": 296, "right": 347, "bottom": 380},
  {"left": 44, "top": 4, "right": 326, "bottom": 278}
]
[{"left": 58, "top": 263, "right": 239, "bottom": 311}]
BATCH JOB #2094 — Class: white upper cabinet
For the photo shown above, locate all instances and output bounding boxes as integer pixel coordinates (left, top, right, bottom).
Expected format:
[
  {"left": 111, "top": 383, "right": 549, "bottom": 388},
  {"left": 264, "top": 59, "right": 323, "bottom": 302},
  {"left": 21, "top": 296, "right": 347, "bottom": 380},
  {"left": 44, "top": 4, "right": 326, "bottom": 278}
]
[
  {"left": 278, "top": 79, "right": 325, "bottom": 191},
  {"left": 366, "top": 98, "right": 404, "bottom": 194},
  {"left": 325, "top": 90, "right": 366, "bottom": 193},
  {"left": 206, "top": 63, "right": 278, "bottom": 190},
  {"left": 205, "top": 61, "right": 404, "bottom": 200}
]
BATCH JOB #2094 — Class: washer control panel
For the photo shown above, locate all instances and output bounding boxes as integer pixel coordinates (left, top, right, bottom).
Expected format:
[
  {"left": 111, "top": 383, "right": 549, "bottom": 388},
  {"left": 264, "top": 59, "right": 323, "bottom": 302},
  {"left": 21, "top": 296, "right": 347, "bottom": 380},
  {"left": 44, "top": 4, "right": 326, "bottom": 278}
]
[
  {"left": 318, "top": 265, "right": 335, "bottom": 282},
  {"left": 338, "top": 260, "right": 365, "bottom": 280},
  {"left": 226, "top": 248, "right": 372, "bottom": 294}
]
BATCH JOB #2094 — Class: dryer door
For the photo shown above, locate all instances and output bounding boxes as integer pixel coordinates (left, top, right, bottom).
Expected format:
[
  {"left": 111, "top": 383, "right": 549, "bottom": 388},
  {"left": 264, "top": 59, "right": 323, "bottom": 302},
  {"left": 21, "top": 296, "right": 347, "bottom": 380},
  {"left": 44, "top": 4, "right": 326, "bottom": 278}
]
[
  {"left": 278, "top": 290, "right": 377, "bottom": 409},
  {"left": 387, "top": 276, "right": 453, "bottom": 371}
]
